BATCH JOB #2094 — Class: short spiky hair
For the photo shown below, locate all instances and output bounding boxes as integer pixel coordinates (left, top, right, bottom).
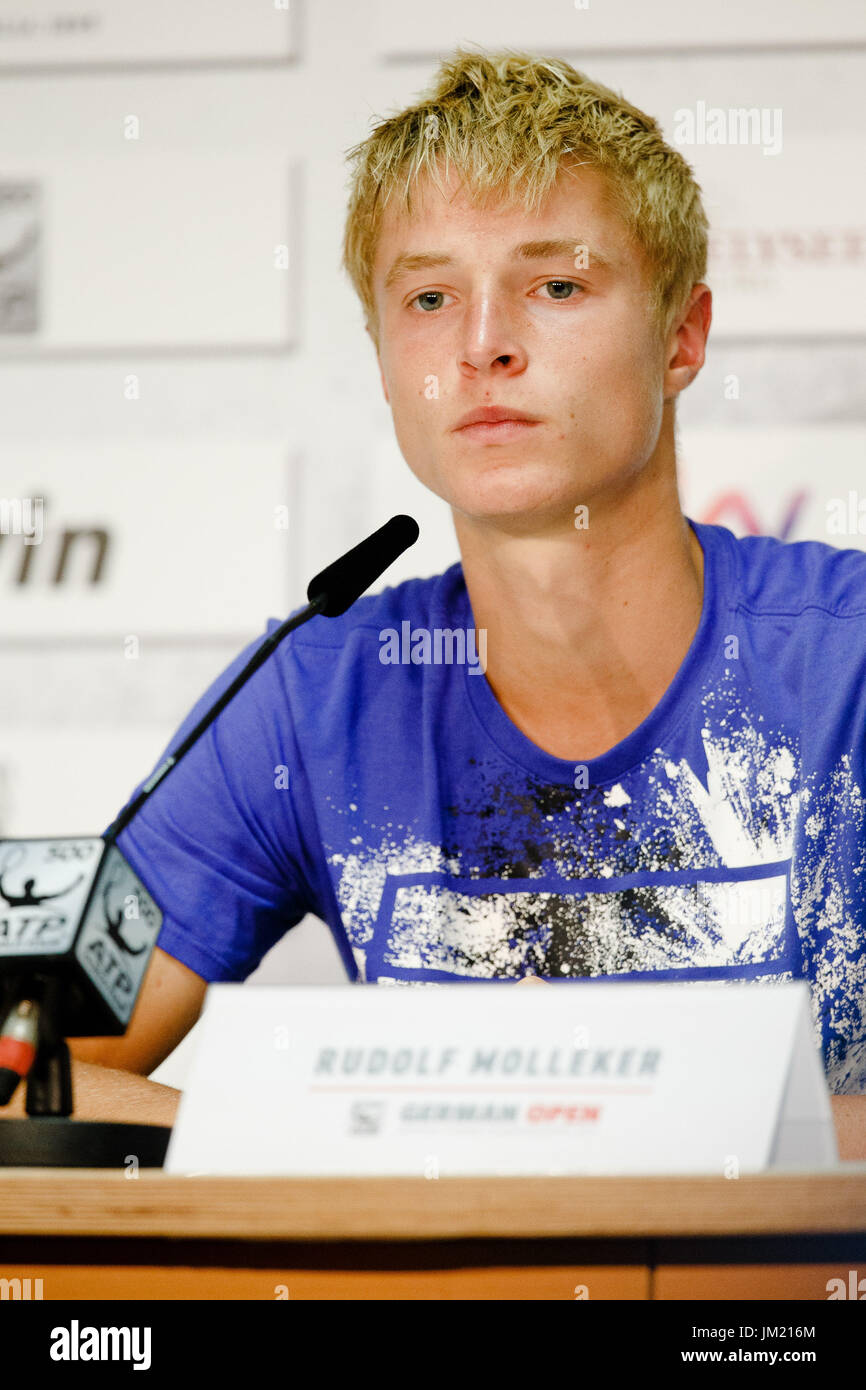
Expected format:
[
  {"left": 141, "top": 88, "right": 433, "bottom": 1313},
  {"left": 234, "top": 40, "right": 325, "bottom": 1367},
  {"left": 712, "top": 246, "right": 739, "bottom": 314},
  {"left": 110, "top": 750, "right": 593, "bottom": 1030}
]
[{"left": 342, "top": 47, "right": 708, "bottom": 351}]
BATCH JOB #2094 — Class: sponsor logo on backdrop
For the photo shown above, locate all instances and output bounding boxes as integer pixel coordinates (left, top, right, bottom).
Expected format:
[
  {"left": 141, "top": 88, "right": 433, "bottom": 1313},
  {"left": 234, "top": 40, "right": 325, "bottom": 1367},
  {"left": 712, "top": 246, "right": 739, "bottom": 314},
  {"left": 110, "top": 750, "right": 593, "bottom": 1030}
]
[
  {"left": 0, "top": 182, "right": 39, "bottom": 334},
  {"left": 0, "top": 500, "right": 111, "bottom": 586},
  {"left": 698, "top": 491, "right": 810, "bottom": 539},
  {"left": 709, "top": 227, "right": 865, "bottom": 270}
]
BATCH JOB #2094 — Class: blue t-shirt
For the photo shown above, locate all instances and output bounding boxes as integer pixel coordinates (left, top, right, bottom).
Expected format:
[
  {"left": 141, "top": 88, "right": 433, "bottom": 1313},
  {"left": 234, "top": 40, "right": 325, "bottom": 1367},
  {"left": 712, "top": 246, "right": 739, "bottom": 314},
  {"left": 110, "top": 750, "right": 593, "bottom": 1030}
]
[{"left": 107, "top": 517, "right": 866, "bottom": 1094}]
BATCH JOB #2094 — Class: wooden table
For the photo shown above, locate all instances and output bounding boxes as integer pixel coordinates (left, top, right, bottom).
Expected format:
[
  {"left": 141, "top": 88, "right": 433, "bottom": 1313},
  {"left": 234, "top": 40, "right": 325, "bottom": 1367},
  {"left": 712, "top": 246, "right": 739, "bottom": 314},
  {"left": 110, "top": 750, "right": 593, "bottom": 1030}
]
[{"left": 0, "top": 1167, "right": 864, "bottom": 1299}]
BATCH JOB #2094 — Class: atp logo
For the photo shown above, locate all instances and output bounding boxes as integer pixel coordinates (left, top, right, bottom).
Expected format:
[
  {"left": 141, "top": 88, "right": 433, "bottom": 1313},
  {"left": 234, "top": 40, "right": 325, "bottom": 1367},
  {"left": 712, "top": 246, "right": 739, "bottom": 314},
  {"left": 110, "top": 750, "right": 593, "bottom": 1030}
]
[
  {"left": 99, "top": 867, "right": 153, "bottom": 957},
  {"left": 0, "top": 844, "right": 83, "bottom": 909}
]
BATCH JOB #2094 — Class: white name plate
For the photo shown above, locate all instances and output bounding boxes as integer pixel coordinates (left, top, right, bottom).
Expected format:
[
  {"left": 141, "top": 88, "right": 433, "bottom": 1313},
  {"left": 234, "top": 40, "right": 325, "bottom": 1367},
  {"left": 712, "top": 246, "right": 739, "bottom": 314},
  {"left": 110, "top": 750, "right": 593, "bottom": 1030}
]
[{"left": 164, "top": 980, "right": 838, "bottom": 1176}]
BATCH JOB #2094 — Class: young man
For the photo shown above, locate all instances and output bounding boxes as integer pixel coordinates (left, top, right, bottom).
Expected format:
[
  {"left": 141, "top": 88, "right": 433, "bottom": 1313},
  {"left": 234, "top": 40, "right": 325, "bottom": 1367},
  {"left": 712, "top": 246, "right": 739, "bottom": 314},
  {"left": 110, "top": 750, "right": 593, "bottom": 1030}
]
[{"left": 67, "top": 50, "right": 866, "bottom": 1153}]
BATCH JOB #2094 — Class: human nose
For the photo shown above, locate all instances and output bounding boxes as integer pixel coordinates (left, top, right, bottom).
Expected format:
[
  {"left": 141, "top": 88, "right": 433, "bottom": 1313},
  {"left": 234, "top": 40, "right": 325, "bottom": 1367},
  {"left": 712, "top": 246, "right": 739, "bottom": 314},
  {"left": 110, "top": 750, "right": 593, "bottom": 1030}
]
[{"left": 457, "top": 291, "right": 528, "bottom": 378}]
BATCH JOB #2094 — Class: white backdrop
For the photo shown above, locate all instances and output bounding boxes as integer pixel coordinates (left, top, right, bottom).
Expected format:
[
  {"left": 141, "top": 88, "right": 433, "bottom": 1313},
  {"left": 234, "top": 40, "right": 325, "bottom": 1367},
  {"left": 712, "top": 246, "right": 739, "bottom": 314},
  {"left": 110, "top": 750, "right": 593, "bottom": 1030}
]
[{"left": 0, "top": 0, "right": 863, "bottom": 1086}]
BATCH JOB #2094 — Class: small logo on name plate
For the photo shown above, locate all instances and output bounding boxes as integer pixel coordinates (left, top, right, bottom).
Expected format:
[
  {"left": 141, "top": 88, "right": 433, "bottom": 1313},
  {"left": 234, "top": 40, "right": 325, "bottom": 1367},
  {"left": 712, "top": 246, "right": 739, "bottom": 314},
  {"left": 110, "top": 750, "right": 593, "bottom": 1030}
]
[{"left": 349, "top": 1101, "right": 385, "bottom": 1135}]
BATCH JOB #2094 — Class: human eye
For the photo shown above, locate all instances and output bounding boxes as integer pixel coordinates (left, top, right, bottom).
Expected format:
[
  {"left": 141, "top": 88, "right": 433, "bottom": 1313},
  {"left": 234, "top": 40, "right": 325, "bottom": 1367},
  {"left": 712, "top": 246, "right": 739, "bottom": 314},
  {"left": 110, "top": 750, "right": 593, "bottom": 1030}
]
[
  {"left": 533, "top": 280, "right": 584, "bottom": 301},
  {"left": 408, "top": 290, "right": 453, "bottom": 313}
]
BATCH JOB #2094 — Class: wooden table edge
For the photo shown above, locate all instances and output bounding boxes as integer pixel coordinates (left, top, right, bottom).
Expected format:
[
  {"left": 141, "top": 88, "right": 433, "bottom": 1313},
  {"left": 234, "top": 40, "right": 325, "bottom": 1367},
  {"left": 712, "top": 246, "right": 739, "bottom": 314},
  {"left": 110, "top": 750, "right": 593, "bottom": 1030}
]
[{"left": 0, "top": 1169, "right": 864, "bottom": 1241}]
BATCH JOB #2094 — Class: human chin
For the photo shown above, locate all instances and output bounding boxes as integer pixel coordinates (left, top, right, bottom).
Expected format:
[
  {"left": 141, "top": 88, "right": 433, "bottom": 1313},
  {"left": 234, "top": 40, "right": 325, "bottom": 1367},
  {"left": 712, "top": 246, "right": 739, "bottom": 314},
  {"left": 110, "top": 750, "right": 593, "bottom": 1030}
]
[{"left": 442, "top": 461, "right": 569, "bottom": 519}]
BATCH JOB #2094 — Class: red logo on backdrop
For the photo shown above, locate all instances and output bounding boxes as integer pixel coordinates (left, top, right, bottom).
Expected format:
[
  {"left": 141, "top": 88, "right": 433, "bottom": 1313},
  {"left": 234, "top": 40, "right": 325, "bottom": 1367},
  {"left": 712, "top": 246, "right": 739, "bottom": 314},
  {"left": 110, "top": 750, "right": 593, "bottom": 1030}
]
[{"left": 698, "top": 490, "right": 809, "bottom": 539}]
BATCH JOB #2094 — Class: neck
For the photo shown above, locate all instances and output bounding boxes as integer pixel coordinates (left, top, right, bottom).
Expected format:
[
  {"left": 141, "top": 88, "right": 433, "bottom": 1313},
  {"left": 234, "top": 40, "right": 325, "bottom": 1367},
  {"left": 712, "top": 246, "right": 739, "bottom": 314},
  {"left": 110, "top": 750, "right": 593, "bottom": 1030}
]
[{"left": 453, "top": 432, "right": 704, "bottom": 762}]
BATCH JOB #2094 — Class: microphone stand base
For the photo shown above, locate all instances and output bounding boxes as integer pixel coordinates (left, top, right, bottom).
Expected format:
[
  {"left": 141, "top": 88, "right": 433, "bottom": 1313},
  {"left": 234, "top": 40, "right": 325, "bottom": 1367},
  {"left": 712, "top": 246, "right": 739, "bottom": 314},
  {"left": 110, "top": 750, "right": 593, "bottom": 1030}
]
[{"left": 0, "top": 1117, "right": 171, "bottom": 1168}]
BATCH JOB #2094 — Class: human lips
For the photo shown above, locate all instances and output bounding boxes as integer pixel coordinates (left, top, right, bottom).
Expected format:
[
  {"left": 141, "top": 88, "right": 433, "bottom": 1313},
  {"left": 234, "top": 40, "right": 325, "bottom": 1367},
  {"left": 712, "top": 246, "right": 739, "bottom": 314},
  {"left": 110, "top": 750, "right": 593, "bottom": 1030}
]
[{"left": 453, "top": 405, "right": 541, "bottom": 440}]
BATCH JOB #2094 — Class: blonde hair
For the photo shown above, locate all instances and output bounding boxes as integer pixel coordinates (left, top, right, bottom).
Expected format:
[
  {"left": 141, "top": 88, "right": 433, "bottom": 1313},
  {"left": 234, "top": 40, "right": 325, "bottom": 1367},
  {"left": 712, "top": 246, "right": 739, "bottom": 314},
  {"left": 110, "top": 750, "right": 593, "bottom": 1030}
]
[{"left": 342, "top": 47, "right": 708, "bottom": 351}]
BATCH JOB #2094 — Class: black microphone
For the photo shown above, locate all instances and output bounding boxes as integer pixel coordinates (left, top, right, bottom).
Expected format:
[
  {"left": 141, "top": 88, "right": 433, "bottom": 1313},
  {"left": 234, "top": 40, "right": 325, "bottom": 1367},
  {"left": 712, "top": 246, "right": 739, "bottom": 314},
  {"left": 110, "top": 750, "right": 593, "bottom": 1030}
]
[
  {"left": 307, "top": 514, "right": 419, "bottom": 617},
  {"left": 0, "top": 516, "right": 419, "bottom": 1115}
]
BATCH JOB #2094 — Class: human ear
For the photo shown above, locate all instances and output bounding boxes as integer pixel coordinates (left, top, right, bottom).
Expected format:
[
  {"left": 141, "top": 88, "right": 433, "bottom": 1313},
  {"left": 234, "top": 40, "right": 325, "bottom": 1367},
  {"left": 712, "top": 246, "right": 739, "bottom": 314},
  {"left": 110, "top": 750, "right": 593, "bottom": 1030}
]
[{"left": 663, "top": 284, "right": 712, "bottom": 402}]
